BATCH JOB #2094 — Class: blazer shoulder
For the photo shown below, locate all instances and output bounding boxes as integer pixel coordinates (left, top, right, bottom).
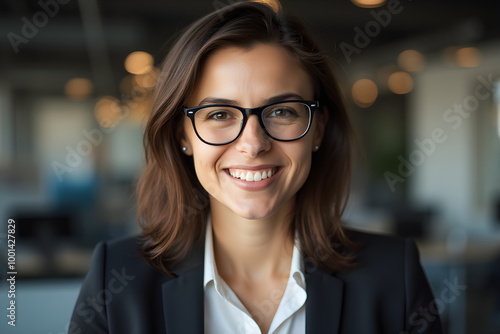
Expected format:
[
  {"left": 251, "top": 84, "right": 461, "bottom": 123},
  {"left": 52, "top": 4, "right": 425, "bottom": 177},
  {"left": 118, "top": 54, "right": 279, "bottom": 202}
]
[
  {"left": 104, "top": 234, "right": 145, "bottom": 264},
  {"left": 346, "top": 227, "right": 407, "bottom": 247},
  {"left": 336, "top": 229, "right": 442, "bottom": 333},
  {"left": 345, "top": 227, "right": 414, "bottom": 261},
  {"left": 341, "top": 228, "right": 422, "bottom": 282},
  {"left": 85, "top": 235, "right": 150, "bottom": 275},
  {"left": 70, "top": 235, "right": 171, "bottom": 333},
  {"left": 98, "top": 233, "right": 205, "bottom": 277}
]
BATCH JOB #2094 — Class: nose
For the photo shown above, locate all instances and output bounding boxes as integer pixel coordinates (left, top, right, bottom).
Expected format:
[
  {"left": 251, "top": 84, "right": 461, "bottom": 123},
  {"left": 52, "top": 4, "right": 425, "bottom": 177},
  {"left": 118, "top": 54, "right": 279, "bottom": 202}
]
[{"left": 234, "top": 115, "right": 271, "bottom": 157}]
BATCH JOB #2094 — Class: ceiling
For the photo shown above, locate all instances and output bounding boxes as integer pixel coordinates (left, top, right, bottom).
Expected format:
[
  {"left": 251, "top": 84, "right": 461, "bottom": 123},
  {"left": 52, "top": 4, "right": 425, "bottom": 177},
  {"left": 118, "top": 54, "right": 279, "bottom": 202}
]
[{"left": 0, "top": 0, "right": 499, "bottom": 96}]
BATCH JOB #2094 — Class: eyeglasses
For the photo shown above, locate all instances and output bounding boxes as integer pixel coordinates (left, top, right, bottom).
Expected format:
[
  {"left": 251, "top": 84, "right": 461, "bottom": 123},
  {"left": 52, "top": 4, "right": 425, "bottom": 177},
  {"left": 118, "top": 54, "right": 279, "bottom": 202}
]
[{"left": 184, "top": 100, "right": 319, "bottom": 146}]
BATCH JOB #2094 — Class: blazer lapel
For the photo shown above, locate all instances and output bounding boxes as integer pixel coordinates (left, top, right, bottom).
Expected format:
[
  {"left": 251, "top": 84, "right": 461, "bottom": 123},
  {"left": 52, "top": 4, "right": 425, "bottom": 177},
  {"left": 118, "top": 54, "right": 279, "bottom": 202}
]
[
  {"left": 305, "top": 266, "right": 344, "bottom": 334},
  {"left": 162, "top": 243, "right": 205, "bottom": 334},
  {"left": 160, "top": 238, "right": 344, "bottom": 334}
]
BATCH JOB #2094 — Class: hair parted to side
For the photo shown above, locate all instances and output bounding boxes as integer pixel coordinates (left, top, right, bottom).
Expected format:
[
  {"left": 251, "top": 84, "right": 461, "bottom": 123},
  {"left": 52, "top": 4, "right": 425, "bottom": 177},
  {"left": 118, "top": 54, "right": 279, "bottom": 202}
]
[{"left": 137, "top": 1, "right": 357, "bottom": 277}]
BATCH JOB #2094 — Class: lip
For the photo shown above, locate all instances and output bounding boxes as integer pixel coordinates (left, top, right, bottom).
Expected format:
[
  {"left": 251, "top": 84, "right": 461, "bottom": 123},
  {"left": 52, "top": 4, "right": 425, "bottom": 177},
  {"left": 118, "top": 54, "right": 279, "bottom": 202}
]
[
  {"left": 224, "top": 166, "right": 281, "bottom": 191},
  {"left": 225, "top": 164, "right": 279, "bottom": 170}
]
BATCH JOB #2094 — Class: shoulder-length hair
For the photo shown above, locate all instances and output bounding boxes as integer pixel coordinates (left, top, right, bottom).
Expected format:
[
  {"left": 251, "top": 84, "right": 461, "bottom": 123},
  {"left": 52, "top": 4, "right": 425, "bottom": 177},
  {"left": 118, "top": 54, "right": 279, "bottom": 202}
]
[{"left": 137, "top": 1, "right": 356, "bottom": 276}]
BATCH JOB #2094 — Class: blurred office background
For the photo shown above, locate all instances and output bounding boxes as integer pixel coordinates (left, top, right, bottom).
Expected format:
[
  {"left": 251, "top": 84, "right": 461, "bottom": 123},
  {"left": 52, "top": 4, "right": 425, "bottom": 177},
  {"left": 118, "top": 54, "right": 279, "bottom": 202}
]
[{"left": 0, "top": 0, "right": 499, "bottom": 333}]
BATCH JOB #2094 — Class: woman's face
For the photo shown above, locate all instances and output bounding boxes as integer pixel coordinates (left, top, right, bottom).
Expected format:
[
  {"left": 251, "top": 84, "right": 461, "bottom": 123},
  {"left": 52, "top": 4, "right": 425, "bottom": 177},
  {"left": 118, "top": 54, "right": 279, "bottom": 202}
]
[{"left": 181, "top": 43, "right": 325, "bottom": 220}]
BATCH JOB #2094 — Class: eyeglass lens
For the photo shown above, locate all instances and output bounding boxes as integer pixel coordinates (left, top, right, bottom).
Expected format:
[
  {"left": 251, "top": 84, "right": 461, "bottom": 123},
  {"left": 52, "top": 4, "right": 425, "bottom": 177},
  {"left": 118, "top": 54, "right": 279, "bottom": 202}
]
[{"left": 193, "top": 102, "right": 311, "bottom": 144}]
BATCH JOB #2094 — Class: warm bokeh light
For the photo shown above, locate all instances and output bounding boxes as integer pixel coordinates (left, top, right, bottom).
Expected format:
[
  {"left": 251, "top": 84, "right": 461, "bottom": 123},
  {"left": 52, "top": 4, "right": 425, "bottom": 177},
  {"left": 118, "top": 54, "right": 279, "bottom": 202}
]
[
  {"left": 94, "top": 96, "right": 122, "bottom": 128},
  {"left": 134, "top": 67, "right": 159, "bottom": 88},
  {"left": 387, "top": 71, "right": 413, "bottom": 94},
  {"left": 352, "top": 79, "right": 378, "bottom": 108},
  {"left": 124, "top": 51, "right": 154, "bottom": 75},
  {"left": 454, "top": 47, "right": 481, "bottom": 68},
  {"left": 397, "top": 50, "right": 425, "bottom": 72},
  {"left": 251, "top": 0, "right": 281, "bottom": 12},
  {"left": 351, "top": 0, "right": 386, "bottom": 8},
  {"left": 64, "top": 78, "right": 93, "bottom": 100},
  {"left": 377, "top": 64, "right": 399, "bottom": 89},
  {"left": 124, "top": 96, "right": 152, "bottom": 123}
]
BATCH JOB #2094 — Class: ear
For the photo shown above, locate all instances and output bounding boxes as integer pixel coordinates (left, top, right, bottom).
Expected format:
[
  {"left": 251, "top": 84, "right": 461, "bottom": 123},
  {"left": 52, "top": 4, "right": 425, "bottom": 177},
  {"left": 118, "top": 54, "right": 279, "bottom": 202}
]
[
  {"left": 177, "top": 117, "right": 193, "bottom": 156},
  {"left": 312, "top": 106, "right": 328, "bottom": 150}
]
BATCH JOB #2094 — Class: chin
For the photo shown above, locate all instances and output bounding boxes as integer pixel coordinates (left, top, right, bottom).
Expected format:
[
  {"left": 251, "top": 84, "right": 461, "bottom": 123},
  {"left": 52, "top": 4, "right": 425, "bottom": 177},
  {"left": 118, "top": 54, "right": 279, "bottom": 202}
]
[
  {"left": 230, "top": 202, "right": 276, "bottom": 220},
  {"left": 234, "top": 209, "right": 274, "bottom": 220}
]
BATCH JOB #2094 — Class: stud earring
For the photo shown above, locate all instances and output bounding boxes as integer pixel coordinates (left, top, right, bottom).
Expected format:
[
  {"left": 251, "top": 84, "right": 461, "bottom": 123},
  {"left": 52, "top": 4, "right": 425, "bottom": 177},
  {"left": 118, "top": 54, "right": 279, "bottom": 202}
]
[
  {"left": 182, "top": 146, "right": 188, "bottom": 152},
  {"left": 314, "top": 145, "right": 319, "bottom": 151}
]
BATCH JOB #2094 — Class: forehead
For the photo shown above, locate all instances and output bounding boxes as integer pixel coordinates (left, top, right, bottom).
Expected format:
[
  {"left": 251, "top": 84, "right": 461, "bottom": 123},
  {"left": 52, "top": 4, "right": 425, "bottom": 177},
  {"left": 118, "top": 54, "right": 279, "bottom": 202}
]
[{"left": 188, "top": 43, "right": 314, "bottom": 106}]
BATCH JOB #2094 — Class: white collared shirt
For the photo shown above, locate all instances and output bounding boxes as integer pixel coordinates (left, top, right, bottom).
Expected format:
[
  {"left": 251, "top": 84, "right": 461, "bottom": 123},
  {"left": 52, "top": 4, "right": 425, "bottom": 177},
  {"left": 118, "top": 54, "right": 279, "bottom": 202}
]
[{"left": 204, "top": 217, "right": 307, "bottom": 334}]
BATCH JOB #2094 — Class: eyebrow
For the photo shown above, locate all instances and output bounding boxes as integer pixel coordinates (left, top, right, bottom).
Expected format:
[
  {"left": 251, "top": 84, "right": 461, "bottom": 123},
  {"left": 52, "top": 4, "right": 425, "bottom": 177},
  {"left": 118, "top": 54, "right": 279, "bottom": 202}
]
[{"left": 197, "top": 93, "right": 306, "bottom": 107}]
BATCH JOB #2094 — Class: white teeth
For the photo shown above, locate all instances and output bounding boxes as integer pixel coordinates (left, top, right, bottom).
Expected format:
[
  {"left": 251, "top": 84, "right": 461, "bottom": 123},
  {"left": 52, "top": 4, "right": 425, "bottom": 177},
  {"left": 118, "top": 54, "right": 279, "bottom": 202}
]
[{"left": 228, "top": 168, "right": 276, "bottom": 181}]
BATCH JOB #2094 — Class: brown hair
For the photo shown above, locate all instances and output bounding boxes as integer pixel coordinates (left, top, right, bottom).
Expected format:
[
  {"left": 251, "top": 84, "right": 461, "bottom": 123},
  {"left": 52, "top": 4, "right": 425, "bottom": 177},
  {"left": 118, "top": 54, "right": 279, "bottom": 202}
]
[{"left": 137, "top": 1, "right": 357, "bottom": 276}]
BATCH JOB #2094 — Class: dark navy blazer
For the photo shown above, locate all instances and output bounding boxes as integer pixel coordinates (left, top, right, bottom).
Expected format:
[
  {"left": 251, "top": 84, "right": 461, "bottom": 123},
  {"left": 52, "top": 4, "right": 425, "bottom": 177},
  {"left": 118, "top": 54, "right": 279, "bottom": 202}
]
[{"left": 69, "top": 230, "right": 442, "bottom": 334}]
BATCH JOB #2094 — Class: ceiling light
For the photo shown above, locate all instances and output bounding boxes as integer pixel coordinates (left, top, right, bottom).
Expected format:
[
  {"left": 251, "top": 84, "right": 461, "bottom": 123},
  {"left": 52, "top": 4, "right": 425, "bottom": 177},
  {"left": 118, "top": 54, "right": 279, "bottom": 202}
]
[
  {"left": 397, "top": 50, "right": 425, "bottom": 72},
  {"left": 454, "top": 47, "right": 481, "bottom": 68},
  {"left": 94, "top": 96, "right": 122, "bottom": 128},
  {"left": 124, "top": 51, "right": 154, "bottom": 75},
  {"left": 352, "top": 79, "right": 378, "bottom": 108},
  {"left": 64, "top": 78, "right": 93, "bottom": 100},
  {"left": 388, "top": 71, "right": 413, "bottom": 94},
  {"left": 351, "top": 0, "right": 386, "bottom": 8},
  {"left": 134, "top": 68, "right": 159, "bottom": 88}
]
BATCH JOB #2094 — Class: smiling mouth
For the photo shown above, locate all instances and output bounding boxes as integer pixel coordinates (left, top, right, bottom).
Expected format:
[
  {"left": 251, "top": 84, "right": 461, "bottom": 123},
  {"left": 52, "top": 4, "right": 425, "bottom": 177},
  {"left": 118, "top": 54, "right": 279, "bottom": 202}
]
[{"left": 226, "top": 167, "right": 279, "bottom": 182}]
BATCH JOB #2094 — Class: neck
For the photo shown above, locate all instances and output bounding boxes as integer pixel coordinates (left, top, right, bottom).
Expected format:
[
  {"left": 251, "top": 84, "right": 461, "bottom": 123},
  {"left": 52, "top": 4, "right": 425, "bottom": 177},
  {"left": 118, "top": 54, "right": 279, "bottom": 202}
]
[{"left": 210, "top": 198, "right": 295, "bottom": 284}]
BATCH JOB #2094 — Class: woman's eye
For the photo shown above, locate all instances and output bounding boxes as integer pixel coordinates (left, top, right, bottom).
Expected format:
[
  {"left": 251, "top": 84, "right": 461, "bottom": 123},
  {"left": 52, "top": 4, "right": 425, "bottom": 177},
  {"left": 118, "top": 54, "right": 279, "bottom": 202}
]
[
  {"left": 269, "top": 108, "right": 294, "bottom": 117},
  {"left": 208, "top": 111, "right": 230, "bottom": 120}
]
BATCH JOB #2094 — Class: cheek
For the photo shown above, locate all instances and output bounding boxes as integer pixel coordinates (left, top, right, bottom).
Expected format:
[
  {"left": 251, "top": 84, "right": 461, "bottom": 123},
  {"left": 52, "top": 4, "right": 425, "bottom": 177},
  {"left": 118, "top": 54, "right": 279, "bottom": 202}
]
[
  {"left": 285, "top": 142, "right": 313, "bottom": 184},
  {"left": 292, "top": 132, "right": 316, "bottom": 181},
  {"left": 298, "top": 150, "right": 313, "bottom": 180},
  {"left": 191, "top": 145, "right": 226, "bottom": 195}
]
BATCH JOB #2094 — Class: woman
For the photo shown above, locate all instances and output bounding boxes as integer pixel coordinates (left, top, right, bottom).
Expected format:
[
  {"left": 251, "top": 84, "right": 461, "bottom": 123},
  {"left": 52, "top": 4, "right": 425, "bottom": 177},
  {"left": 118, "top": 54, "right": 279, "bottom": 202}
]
[{"left": 70, "top": 2, "right": 442, "bottom": 333}]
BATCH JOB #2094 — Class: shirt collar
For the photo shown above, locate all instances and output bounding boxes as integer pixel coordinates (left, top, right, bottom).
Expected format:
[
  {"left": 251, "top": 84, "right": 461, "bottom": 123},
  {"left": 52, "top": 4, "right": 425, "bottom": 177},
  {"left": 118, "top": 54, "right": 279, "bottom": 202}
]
[
  {"left": 203, "top": 215, "right": 218, "bottom": 287},
  {"left": 203, "top": 215, "right": 306, "bottom": 291}
]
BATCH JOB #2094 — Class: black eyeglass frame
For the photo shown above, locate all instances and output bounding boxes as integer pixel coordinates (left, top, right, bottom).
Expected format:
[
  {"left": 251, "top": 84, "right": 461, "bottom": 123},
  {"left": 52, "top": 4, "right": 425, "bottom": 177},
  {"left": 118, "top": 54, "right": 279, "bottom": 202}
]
[{"left": 183, "top": 100, "right": 320, "bottom": 146}]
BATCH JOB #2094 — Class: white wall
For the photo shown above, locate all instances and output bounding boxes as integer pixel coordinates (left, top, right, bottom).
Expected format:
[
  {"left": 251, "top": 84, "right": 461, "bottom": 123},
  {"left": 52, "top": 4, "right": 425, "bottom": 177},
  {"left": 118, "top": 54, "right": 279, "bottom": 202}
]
[{"left": 408, "top": 41, "right": 500, "bottom": 229}]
